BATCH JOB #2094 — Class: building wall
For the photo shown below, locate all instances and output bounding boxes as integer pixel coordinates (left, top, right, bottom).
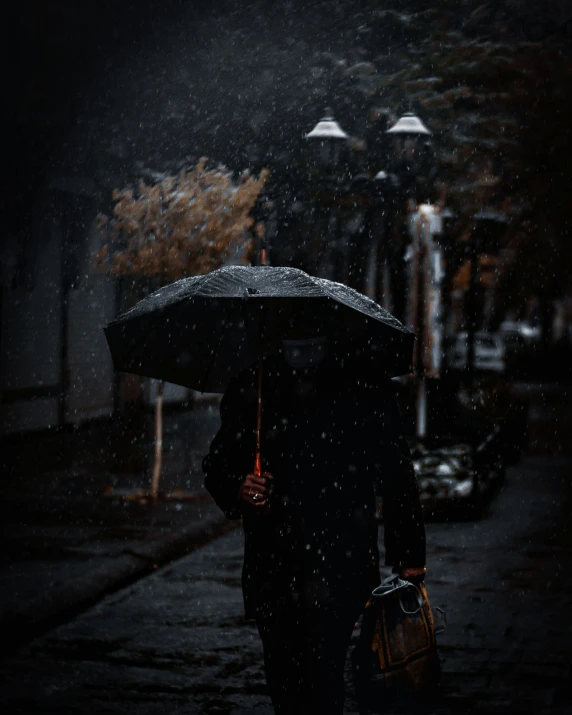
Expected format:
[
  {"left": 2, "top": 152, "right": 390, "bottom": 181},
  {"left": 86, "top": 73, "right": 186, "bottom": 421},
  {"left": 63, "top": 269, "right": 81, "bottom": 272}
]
[
  {"left": 1, "top": 195, "right": 117, "bottom": 435},
  {"left": 64, "top": 219, "right": 116, "bottom": 424},
  {"left": 1, "top": 219, "right": 64, "bottom": 433}
]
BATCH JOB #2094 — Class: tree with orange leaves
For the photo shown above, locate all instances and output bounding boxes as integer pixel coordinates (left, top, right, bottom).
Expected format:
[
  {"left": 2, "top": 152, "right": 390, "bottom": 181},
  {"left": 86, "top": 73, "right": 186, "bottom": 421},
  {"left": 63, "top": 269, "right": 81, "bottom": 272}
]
[{"left": 95, "top": 157, "right": 268, "bottom": 281}]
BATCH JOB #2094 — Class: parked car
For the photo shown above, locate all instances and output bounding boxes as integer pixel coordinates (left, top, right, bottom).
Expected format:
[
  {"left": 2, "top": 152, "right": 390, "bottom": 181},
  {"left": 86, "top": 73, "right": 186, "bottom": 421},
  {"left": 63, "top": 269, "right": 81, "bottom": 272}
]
[
  {"left": 499, "top": 320, "right": 541, "bottom": 343},
  {"left": 449, "top": 331, "right": 506, "bottom": 372}
]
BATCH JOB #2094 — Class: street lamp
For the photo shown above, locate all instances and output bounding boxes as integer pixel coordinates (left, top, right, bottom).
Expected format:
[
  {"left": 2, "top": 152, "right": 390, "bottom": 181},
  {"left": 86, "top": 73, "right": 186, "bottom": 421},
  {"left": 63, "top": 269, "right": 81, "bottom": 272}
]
[
  {"left": 299, "top": 108, "right": 510, "bottom": 505},
  {"left": 305, "top": 113, "right": 349, "bottom": 172},
  {"left": 387, "top": 112, "right": 431, "bottom": 131},
  {"left": 386, "top": 113, "right": 432, "bottom": 156},
  {"left": 386, "top": 112, "right": 433, "bottom": 199},
  {"left": 303, "top": 110, "right": 452, "bottom": 445},
  {"left": 303, "top": 113, "right": 352, "bottom": 280},
  {"left": 303, "top": 110, "right": 437, "bottom": 320}
]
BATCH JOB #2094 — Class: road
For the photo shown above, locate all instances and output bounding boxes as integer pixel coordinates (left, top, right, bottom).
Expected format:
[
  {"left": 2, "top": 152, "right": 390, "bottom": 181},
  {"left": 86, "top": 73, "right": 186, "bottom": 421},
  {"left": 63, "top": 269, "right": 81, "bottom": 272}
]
[{"left": 1, "top": 454, "right": 571, "bottom": 715}]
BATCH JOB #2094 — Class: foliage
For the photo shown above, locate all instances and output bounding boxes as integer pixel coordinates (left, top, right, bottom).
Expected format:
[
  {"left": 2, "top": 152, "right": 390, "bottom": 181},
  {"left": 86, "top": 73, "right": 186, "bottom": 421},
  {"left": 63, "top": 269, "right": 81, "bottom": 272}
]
[
  {"left": 312, "top": 1, "right": 572, "bottom": 313},
  {"left": 95, "top": 158, "right": 269, "bottom": 283}
]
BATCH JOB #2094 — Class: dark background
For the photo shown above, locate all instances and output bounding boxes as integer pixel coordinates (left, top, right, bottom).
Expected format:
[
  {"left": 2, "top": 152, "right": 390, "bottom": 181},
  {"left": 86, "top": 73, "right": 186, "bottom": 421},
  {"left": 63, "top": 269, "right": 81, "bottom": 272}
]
[{"left": 7, "top": 0, "right": 571, "bottom": 216}]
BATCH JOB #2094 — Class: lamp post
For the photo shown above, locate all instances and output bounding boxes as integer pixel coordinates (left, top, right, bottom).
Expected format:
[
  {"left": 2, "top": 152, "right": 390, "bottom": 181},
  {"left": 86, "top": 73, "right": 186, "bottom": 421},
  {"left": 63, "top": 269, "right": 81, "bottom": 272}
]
[
  {"left": 386, "top": 114, "right": 434, "bottom": 439},
  {"left": 386, "top": 112, "right": 432, "bottom": 202},
  {"left": 304, "top": 113, "right": 351, "bottom": 277},
  {"left": 373, "top": 170, "right": 399, "bottom": 310},
  {"left": 303, "top": 111, "right": 438, "bottom": 441},
  {"left": 303, "top": 110, "right": 434, "bottom": 290},
  {"left": 305, "top": 113, "right": 350, "bottom": 175}
]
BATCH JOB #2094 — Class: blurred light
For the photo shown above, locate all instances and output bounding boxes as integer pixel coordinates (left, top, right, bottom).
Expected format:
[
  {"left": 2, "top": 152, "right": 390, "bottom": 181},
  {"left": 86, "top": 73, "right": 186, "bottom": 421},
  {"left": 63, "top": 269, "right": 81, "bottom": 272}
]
[{"left": 418, "top": 203, "right": 436, "bottom": 216}]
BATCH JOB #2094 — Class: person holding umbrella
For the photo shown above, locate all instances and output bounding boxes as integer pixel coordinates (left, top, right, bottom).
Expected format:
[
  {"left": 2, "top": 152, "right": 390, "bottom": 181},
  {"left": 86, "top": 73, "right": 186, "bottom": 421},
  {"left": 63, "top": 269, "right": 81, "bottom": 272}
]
[
  {"left": 202, "top": 306, "right": 426, "bottom": 715},
  {"left": 104, "top": 265, "right": 426, "bottom": 715}
]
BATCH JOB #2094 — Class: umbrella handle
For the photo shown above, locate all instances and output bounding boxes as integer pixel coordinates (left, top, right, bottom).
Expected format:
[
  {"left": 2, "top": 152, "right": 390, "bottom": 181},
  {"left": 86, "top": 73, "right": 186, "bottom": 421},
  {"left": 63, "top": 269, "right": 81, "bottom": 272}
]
[
  {"left": 254, "top": 238, "right": 266, "bottom": 479},
  {"left": 254, "top": 354, "right": 263, "bottom": 477}
]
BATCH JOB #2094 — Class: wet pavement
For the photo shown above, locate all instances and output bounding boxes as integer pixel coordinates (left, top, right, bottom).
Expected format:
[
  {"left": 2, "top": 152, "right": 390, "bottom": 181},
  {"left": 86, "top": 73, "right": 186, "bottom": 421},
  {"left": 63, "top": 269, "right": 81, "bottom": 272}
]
[
  {"left": 1, "top": 382, "right": 571, "bottom": 713},
  {"left": 1, "top": 450, "right": 571, "bottom": 714},
  {"left": 0, "top": 400, "right": 226, "bottom": 650}
]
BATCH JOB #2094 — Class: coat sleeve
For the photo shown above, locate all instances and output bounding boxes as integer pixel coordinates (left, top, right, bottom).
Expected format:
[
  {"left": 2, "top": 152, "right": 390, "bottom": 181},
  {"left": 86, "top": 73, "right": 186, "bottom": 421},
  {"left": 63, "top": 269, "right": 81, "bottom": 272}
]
[
  {"left": 202, "top": 374, "right": 256, "bottom": 520},
  {"left": 376, "top": 381, "right": 426, "bottom": 569}
]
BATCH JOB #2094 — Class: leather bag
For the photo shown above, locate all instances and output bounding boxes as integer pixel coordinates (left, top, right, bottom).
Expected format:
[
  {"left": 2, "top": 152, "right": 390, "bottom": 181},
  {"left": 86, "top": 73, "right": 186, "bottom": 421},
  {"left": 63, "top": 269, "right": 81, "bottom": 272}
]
[{"left": 352, "top": 574, "right": 441, "bottom": 711}]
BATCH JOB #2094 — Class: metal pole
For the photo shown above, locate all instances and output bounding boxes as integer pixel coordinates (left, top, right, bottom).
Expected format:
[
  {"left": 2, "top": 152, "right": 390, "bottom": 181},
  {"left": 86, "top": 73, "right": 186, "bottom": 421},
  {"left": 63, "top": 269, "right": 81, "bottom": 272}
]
[
  {"left": 465, "top": 240, "right": 479, "bottom": 497},
  {"left": 417, "top": 376, "right": 427, "bottom": 439},
  {"left": 254, "top": 356, "right": 263, "bottom": 477},
  {"left": 150, "top": 380, "right": 164, "bottom": 498},
  {"left": 417, "top": 214, "right": 428, "bottom": 440},
  {"left": 409, "top": 207, "right": 428, "bottom": 440},
  {"left": 466, "top": 244, "right": 477, "bottom": 389},
  {"left": 253, "top": 239, "right": 267, "bottom": 477}
]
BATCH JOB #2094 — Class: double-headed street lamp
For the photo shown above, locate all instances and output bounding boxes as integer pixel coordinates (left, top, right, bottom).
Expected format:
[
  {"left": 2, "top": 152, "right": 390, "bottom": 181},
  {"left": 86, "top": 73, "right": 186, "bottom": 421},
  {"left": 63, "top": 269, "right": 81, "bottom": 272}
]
[
  {"left": 305, "top": 109, "right": 432, "bottom": 300},
  {"left": 305, "top": 110, "right": 437, "bottom": 440},
  {"left": 302, "top": 110, "right": 513, "bottom": 496},
  {"left": 305, "top": 110, "right": 432, "bottom": 192}
]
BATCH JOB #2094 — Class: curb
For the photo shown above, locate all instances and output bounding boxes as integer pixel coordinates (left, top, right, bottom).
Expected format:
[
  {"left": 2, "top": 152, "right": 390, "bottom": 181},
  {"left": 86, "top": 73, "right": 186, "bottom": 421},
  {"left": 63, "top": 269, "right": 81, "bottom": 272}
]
[{"left": 1, "top": 512, "right": 237, "bottom": 654}]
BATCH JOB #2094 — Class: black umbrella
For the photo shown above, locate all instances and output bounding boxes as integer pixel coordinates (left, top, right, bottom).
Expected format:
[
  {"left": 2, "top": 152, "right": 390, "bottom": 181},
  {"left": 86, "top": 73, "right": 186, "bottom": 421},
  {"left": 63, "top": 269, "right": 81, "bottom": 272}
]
[{"left": 105, "top": 265, "right": 415, "bottom": 475}]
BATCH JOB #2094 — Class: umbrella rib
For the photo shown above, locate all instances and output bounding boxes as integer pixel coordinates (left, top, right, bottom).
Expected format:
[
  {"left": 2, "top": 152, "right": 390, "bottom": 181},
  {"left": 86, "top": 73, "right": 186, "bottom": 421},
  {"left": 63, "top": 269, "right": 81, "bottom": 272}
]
[
  {"left": 195, "top": 267, "right": 230, "bottom": 296},
  {"left": 318, "top": 279, "right": 413, "bottom": 335}
]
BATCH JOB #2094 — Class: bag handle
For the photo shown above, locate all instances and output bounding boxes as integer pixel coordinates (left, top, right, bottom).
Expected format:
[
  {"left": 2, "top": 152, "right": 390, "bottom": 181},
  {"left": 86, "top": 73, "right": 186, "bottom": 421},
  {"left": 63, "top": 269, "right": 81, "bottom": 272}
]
[
  {"left": 398, "top": 587, "right": 423, "bottom": 615},
  {"left": 371, "top": 574, "right": 423, "bottom": 615}
]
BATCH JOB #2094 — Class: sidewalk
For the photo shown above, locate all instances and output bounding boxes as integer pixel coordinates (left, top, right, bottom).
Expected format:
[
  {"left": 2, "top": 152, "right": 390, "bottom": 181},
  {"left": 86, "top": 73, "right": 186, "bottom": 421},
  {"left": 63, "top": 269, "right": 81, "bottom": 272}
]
[{"left": 0, "top": 400, "right": 233, "bottom": 652}]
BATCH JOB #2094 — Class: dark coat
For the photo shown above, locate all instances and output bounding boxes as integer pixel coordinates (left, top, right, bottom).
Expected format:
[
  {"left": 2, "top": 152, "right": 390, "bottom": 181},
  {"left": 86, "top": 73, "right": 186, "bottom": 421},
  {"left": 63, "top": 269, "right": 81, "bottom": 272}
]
[{"left": 202, "top": 351, "right": 426, "bottom": 619}]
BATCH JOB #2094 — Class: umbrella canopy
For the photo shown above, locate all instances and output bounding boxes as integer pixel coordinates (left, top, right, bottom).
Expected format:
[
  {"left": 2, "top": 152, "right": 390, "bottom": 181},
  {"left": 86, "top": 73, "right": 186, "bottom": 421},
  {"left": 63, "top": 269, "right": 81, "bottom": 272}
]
[{"left": 104, "top": 265, "right": 415, "bottom": 392}]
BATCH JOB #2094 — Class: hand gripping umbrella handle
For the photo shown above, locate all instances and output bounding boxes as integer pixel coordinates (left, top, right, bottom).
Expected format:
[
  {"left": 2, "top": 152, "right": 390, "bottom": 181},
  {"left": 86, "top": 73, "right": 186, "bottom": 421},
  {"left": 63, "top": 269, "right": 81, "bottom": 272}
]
[{"left": 254, "top": 451, "right": 262, "bottom": 478}]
